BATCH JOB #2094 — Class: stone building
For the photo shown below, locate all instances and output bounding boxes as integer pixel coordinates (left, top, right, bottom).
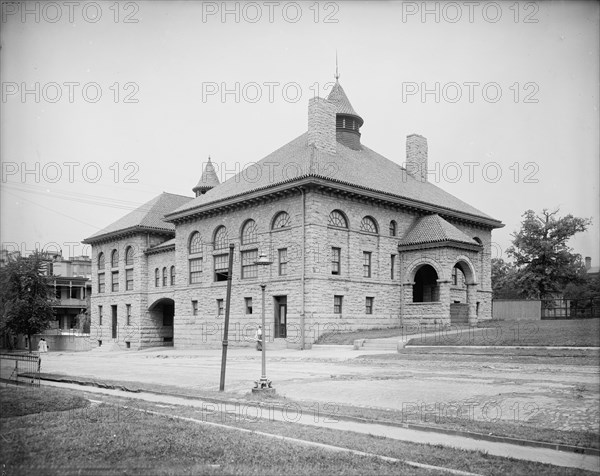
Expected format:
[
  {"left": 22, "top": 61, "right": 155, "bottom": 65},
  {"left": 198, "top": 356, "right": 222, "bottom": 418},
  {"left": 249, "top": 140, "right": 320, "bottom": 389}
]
[{"left": 83, "top": 79, "right": 503, "bottom": 350}]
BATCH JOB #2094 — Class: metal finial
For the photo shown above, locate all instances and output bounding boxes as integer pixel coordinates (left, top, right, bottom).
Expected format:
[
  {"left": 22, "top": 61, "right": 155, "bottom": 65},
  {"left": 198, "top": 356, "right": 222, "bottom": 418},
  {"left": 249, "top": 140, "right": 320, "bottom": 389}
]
[{"left": 335, "top": 51, "right": 340, "bottom": 81}]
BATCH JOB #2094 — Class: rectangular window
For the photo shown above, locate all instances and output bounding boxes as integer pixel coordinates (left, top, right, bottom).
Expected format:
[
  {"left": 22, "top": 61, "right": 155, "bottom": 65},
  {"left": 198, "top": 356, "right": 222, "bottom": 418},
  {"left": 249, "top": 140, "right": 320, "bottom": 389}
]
[
  {"left": 278, "top": 248, "right": 288, "bottom": 276},
  {"left": 245, "top": 297, "right": 253, "bottom": 314},
  {"left": 111, "top": 271, "right": 119, "bottom": 292},
  {"left": 126, "top": 304, "right": 131, "bottom": 325},
  {"left": 126, "top": 269, "right": 133, "bottom": 290},
  {"left": 390, "top": 254, "right": 396, "bottom": 280},
  {"left": 452, "top": 267, "right": 458, "bottom": 286},
  {"left": 98, "top": 273, "right": 105, "bottom": 293},
  {"left": 334, "top": 295, "right": 343, "bottom": 314},
  {"left": 365, "top": 297, "right": 374, "bottom": 314},
  {"left": 189, "top": 258, "right": 202, "bottom": 284},
  {"left": 241, "top": 249, "right": 258, "bottom": 279},
  {"left": 331, "top": 247, "right": 341, "bottom": 275},
  {"left": 217, "top": 299, "right": 224, "bottom": 316},
  {"left": 70, "top": 288, "right": 78, "bottom": 299},
  {"left": 192, "top": 300, "right": 198, "bottom": 316},
  {"left": 214, "top": 254, "right": 229, "bottom": 282},
  {"left": 98, "top": 305, "right": 103, "bottom": 325},
  {"left": 363, "top": 252, "right": 372, "bottom": 278}
]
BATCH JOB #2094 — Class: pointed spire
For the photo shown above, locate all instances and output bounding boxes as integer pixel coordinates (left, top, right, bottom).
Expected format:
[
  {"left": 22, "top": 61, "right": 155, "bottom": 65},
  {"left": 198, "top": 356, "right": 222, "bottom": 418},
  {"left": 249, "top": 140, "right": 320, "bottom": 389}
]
[
  {"left": 334, "top": 51, "right": 340, "bottom": 82},
  {"left": 193, "top": 156, "right": 220, "bottom": 197},
  {"left": 326, "top": 82, "right": 363, "bottom": 127}
]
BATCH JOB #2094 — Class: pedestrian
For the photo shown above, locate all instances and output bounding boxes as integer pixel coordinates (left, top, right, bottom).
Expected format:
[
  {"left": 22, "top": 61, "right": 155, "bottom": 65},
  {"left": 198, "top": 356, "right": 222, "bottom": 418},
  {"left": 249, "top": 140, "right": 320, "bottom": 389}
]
[
  {"left": 255, "top": 325, "right": 262, "bottom": 351},
  {"left": 38, "top": 338, "right": 48, "bottom": 353}
]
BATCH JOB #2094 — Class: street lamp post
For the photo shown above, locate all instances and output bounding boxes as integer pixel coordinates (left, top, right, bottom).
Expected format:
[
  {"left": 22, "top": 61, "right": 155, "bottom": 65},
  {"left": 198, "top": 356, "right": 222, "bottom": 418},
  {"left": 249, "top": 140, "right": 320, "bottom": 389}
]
[{"left": 252, "top": 252, "right": 275, "bottom": 394}]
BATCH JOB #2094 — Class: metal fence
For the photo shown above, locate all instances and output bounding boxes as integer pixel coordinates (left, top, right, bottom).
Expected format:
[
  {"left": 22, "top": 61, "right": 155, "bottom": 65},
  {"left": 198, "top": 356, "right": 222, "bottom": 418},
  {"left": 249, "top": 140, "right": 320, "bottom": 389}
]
[
  {"left": 0, "top": 352, "right": 41, "bottom": 386},
  {"left": 541, "top": 298, "right": 600, "bottom": 320}
]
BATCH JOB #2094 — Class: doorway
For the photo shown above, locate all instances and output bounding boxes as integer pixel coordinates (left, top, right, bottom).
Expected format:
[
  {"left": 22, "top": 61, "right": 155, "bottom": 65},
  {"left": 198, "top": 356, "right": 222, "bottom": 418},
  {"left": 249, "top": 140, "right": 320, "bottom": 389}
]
[
  {"left": 111, "top": 305, "right": 117, "bottom": 339},
  {"left": 274, "top": 296, "right": 287, "bottom": 338}
]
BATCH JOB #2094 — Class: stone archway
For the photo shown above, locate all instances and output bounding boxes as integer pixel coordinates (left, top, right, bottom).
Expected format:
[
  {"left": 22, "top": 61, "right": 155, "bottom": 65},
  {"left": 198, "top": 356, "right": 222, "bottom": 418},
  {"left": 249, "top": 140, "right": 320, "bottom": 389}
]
[
  {"left": 147, "top": 298, "right": 174, "bottom": 347},
  {"left": 451, "top": 256, "right": 478, "bottom": 326}
]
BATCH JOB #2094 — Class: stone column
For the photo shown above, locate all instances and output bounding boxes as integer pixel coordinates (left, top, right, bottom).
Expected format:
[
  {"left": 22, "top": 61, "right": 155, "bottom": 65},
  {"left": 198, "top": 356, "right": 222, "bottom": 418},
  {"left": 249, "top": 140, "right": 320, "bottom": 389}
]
[
  {"left": 467, "top": 283, "right": 478, "bottom": 326},
  {"left": 437, "top": 279, "right": 452, "bottom": 327}
]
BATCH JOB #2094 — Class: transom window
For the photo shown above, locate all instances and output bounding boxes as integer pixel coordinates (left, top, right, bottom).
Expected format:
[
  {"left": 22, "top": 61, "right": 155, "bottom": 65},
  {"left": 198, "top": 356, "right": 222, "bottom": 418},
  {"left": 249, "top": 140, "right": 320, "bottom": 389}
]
[
  {"left": 189, "top": 232, "right": 203, "bottom": 254},
  {"left": 389, "top": 220, "right": 397, "bottom": 236},
  {"left": 360, "top": 217, "right": 378, "bottom": 234},
  {"left": 272, "top": 212, "right": 291, "bottom": 229},
  {"left": 98, "top": 253, "right": 105, "bottom": 270},
  {"left": 214, "top": 226, "right": 228, "bottom": 250},
  {"left": 125, "top": 246, "right": 134, "bottom": 266},
  {"left": 111, "top": 249, "right": 119, "bottom": 268},
  {"left": 241, "top": 220, "right": 258, "bottom": 245},
  {"left": 328, "top": 210, "right": 348, "bottom": 228}
]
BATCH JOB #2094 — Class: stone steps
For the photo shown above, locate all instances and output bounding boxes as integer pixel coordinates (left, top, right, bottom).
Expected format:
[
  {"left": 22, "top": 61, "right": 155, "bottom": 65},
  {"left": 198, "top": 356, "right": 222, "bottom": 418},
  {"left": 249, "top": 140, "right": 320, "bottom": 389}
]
[{"left": 353, "top": 339, "right": 400, "bottom": 351}]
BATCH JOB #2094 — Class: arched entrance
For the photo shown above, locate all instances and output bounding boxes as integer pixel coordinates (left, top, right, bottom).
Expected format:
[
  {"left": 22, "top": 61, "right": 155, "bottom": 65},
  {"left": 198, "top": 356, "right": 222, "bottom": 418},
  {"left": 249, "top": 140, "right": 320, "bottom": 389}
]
[
  {"left": 413, "top": 264, "right": 440, "bottom": 302},
  {"left": 450, "top": 258, "right": 478, "bottom": 325},
  {"left": 148, "top": 298, "right": 174, "bottom": 346}
]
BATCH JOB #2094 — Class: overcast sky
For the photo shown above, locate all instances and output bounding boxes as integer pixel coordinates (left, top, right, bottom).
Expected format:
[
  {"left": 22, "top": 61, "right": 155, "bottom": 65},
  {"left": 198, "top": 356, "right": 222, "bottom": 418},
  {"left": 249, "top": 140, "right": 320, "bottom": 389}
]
[{"left": 1, "top": 0, "right": 598, "bottom": 263}]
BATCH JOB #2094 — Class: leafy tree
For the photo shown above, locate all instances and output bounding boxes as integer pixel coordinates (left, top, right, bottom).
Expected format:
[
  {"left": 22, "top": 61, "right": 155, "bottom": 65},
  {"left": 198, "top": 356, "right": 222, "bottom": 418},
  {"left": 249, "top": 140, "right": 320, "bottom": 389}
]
[
  {"left": 0, "top": 252, "right": 56, "bottom": 350},
  {"left": 506, "top": 209, "right": 592, "bottom": 300},
  {"left": 491, "top": 258, "right": 521, "bottom": 299}
]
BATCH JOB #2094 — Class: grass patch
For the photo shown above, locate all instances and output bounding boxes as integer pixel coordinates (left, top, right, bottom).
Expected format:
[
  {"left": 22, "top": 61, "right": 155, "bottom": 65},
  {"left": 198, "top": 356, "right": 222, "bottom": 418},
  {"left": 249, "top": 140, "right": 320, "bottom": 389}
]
[
  {"left": 1, "top": 385, "right": 595, "bottom": 476},
  {"left": 0, "top": 385, "right": 89, "bottom": 418},
  {"left": 407, "top": 318, "right": 600, "bottom": 347}
]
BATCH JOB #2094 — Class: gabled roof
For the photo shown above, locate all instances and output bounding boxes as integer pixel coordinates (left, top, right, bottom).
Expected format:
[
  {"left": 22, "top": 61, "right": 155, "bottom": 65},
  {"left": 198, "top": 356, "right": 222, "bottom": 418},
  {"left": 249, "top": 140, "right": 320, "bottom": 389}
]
[
  {"left": 399, "top": 214, "right": 479, "bottom": 246},
  {"left": 327, "top": 81, "right": 363, "bottom": 125},
  {"left": 193, "top": 157, "right": 220, "bottom": 194},
  {"left": 165, "top": 133, "right": 501, "bottom": 228},
  {"left": 84, "top": 193, "right": 192, "bottom": 243}
]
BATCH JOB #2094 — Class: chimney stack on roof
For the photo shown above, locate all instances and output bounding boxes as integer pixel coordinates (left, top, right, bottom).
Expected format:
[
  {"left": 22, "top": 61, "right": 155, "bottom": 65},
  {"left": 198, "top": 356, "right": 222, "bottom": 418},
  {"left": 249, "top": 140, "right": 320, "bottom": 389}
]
[
  {"left": 585, "top": 256, "right": 591, "bottom": 270},
  {"left": 406, "top": 134, "right": 428, "bottom": 182},
  {"left": 308, "top": 97, "right": 336, "bottom": 154}
]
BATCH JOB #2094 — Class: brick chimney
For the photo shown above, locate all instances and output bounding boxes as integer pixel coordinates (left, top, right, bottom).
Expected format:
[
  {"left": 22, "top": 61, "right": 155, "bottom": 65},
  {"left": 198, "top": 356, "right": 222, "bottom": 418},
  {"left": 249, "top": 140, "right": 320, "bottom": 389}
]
[
  {"left": 585, "top": 256, "right": 591, "bottom": 270},
  {"left": 406, "top": 134, "right": 428, "bottom": 182},
  {"left": 308, "top": 97, "right": 336, "bottom": 154}
]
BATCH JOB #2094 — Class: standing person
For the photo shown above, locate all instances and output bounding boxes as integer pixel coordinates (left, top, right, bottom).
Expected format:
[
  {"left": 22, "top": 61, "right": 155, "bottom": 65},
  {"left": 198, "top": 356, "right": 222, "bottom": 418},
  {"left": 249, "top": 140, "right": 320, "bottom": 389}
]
[{"left": 255, "top": 325, "right": 262, "bottom": 351}]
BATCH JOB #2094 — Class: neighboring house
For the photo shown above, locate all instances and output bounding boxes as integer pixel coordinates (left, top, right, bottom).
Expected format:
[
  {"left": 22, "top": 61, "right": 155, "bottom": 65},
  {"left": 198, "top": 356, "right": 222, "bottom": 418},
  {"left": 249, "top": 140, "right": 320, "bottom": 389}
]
[
  {"left": 83, "top": 79, "right": 503, "bottom": 351},
  {"left": 585, "top": 256, "right": 599, "bottom": 279},
  {"left": 1, "top": 251, "right": 92, "bottom": 350}
]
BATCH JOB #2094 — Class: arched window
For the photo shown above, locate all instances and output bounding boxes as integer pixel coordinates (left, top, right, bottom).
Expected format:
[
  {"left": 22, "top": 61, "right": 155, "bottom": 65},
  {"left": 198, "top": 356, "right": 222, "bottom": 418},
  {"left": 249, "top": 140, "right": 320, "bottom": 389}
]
[
  {"left": 272, "top": 211, "right": 291, "bottom": 229},
  {"left": 111, "top": 249, "right": 119, "bottom": 268},
  {"left": 170, "top": 266, "right": 175, "bottom": 285},
  {"left": 389, "top": 220, "right": 397, "bottom": 236},
  {"left": 155, "top": 268, "right": 160, "bottom": 287},
  {"left": 125, "top": 246, "right": 134, "bottom": 266},
  {"left": 413, "top": 265, "right": 440, "bottom": 302},
  {"left": 328, "top": 210, "right": 348, "bottom": 228},
  {"left": 214, "top": 226, "right": 228, "bottom": 250},
  {"left": 98, "top": 253, "right": 105, "bottom": 269},
  {"left": 360, "top": 216, "right": 378, "bottom": 234},
  {"left": 241, "top": 219, "right": 258, "bottom": 244},
  {"left": 473, "top": 237, "right": 483, "bottom": 245},
  {"left": 189, "top": 232, "right": 202, "bottom": 254},
  {"left": 162, "top": 267, "right": 167, "bottom": 286}
]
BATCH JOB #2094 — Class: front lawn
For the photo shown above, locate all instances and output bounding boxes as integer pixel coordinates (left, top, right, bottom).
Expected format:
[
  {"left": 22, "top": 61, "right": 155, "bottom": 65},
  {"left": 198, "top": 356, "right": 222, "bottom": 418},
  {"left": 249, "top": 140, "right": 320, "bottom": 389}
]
[
  {"left": 1, "top": 385, "right": 595, "bottom": 476},
  {"left": 407, "top": 318, "right": 600, "bottom": 347}
]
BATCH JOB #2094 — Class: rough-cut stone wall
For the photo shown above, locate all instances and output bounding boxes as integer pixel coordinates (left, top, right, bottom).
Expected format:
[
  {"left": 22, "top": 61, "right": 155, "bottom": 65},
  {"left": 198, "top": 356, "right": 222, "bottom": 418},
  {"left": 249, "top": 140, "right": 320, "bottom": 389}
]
[
  {"left": 90, "top": 234, "right": 173, "bottom": 351},
  {"left": 172, "top": 194, "right": 304, "bottom": 349}
]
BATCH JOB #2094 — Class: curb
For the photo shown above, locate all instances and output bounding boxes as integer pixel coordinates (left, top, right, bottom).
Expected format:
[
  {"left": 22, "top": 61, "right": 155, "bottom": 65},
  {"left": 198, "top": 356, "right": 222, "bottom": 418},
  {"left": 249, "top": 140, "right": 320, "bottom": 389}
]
[{"left": 33, "top": 373, "right": 600, "bottom": 457}]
